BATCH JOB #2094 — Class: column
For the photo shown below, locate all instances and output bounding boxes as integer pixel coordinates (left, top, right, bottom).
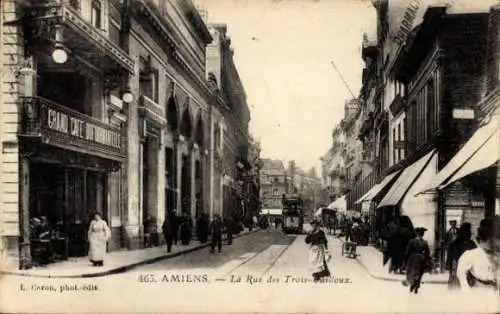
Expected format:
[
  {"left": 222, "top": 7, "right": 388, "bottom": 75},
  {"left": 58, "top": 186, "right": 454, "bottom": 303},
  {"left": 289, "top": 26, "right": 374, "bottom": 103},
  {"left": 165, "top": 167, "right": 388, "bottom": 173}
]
[
  {"left": 138, "top": 140, "right": 144, "bottom": 238},
  {"left": 157, "top": 133, "right": 166, "bottom": 228},
  {"left": 190, "top": 144, "right": 196, "bottom": 220},
  {"left": 209, "top": 120, "right": 215, "bottom": 220},
  {"left": 18, "top": 56, "right": 37, "bottom": 269},
  {"left": 175, "top": 138, "right": 183, "bottom": 215},
  {"left": 19, "top": 155, "right": 31, "bottom": 269}
]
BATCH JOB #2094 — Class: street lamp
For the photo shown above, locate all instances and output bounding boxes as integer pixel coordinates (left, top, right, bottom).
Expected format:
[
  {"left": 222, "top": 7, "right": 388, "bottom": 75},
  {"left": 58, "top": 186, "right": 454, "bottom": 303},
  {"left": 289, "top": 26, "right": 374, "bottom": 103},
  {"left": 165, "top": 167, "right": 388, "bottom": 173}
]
[
  {"left": 52, "top": 25, "right": 68, "bottom": 64},
  {"left": 122, "top": 85, "right": 134, "bottom": 104}
]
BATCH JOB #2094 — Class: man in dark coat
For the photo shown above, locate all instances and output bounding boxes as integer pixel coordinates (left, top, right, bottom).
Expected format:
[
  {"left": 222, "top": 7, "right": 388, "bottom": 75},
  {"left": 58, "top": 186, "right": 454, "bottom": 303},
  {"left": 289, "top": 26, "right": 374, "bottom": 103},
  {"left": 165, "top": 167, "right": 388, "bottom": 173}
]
[
  {"left": 447, "top": 222, "right": 477, "bottom": 289},
  {"left": 225, "top": 217, "right": 234, "bottom": 245},
  {"left": 170, "top": 214, "right": 179, "bottom": 245},
  {"left": 210, "top": 215, "right": 223, "bottom": 253},
  {"left": 404, "top": 227, "right": 430, "bottom": 294},
  {"left": 180, "top": 212, "right": 193, "bottom": 245},
  {"left": 162, "top": 216, "right": 174, "bottom": 253},
  {"left": 196, "top": 213, "right": 209, "bottom": 243},
  {"left": 445, "top": 220, "right": 459, "bottom": 270}
]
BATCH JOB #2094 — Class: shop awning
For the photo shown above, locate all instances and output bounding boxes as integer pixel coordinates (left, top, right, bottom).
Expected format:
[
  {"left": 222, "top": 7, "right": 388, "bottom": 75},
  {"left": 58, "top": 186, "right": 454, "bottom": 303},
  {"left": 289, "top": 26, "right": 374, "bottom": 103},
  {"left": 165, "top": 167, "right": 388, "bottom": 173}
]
[
  {"left": 440, "top": 130, "right": 499, "bottom": 190},
  {"left": 327, "top": 195, "right": 347, "bottom": 211},
  {"left": 378, "top": 150, "right": 436, "bottom": 208},
  {"left": 354, "top": 170, "right": 401, "bottom": 204},
  {"left": 417, "top": 108, "right": 499, "bottom": 195},
  {"left": 314, "top": 207, "right": 336, "bottom": 217},
  {"left": 261, "top": 209, "right": 282, "bottom": 216}
]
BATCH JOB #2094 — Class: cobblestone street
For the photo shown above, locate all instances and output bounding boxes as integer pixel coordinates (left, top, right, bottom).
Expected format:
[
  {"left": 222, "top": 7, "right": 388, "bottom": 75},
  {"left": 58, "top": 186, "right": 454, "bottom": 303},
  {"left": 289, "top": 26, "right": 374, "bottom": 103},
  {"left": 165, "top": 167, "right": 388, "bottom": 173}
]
[{"left": 2, "top": 229, "right": 498, "bottom": 313}]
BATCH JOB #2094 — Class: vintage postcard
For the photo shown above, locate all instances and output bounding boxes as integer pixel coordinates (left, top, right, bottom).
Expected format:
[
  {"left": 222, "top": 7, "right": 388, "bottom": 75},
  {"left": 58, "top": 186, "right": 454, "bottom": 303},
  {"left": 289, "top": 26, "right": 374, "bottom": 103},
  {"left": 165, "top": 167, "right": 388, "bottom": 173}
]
[{"left": 1, "top": 0, "right": 499, "bottom": 313}]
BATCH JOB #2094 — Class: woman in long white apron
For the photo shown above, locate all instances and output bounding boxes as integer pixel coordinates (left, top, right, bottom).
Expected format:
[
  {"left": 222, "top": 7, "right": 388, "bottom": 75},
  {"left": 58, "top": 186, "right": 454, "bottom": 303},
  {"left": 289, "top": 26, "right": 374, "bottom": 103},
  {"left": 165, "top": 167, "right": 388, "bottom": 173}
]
[
  {"left": 305, "top": 220, "right": 331, "bottom": 282},
  {"left": 88, "top": 212, "right": 111, "bottom": 267}
]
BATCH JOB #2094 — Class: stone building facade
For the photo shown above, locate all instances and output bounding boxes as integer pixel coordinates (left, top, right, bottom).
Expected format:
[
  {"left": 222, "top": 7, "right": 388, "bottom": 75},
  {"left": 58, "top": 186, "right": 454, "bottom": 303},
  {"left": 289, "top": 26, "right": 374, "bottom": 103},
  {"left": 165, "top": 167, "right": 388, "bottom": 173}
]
[
  {"left": 338, "top": 1, "right": 498, "bottom": 269},
  {"left": 0, "top": 0, "right": 257, "bottom": 270},
  {"left": 205, "top": 24, "right": 252, "bottom": 221},
  {"left": 259, "top": 159, "right": 288, "bottom": 211}
]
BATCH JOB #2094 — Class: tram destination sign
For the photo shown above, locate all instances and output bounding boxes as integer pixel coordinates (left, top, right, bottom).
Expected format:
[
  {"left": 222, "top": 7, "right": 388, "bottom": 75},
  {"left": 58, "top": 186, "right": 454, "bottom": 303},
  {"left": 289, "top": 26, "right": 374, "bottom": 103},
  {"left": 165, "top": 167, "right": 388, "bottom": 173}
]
[{"left": 45, "top": 107, "right": 121, "bottom": 150}]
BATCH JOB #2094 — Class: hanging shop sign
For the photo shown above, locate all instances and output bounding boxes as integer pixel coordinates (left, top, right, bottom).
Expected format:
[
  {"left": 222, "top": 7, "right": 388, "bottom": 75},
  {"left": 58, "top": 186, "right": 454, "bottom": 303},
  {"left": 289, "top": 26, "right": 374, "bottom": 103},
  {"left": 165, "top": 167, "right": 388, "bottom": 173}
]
[
  {"left": 394, "top": 0, "right": 422, "bottom": 45},
  {"left": 47, "top": 108, "right": 121, "bottom": 149},
  {"left": 22, "top": 97, "right": 125, "bottom": 160}
]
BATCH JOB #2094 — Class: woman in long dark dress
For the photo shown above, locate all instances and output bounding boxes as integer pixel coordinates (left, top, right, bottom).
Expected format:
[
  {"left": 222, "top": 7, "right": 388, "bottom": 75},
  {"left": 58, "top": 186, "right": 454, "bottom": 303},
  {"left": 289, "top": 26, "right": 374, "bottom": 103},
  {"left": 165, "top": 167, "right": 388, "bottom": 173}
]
[
  {"left": 305, "top": 220, "right": 331, "bottom": 282},
  {"left": 393, "top": 215, "right": 415, "bottom": 274},
  {"left": 405, "top": 227, "right": 430, "bottom": 294}
]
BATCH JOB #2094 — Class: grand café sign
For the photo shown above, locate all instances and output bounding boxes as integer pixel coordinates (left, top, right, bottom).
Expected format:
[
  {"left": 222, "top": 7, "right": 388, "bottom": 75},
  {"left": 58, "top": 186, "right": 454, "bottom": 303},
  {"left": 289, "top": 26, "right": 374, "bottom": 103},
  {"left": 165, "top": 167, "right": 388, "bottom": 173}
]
[{"left": 46, "top": 108, "right": 121, "bottom": 150}]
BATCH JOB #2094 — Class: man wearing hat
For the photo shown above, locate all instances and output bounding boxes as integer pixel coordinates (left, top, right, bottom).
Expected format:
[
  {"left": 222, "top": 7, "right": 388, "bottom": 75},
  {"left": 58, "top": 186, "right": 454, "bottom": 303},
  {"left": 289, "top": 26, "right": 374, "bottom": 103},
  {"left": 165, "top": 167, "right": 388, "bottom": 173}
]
[
  {"left": 404, "top": 227, "right": 431, "bottom": 294},
  {"left": 445, "top": 220, "right": 459, "bottom": 270},
  {"left": 447, "top": 222, "right": 477, "bottom": 289}
]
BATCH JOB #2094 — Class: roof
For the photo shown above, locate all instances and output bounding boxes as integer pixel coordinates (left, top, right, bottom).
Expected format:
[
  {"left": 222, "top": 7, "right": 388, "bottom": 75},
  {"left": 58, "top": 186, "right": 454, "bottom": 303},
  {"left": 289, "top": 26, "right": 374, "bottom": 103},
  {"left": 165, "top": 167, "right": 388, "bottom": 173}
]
[{"left": 260, "top": 159, "right": 285, "bottom": 171}]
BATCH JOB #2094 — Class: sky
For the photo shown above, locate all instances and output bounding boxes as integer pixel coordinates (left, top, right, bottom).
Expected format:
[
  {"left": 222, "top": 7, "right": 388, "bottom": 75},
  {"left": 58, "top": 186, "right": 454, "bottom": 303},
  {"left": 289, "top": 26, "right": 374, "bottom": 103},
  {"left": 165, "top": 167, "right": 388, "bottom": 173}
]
[{"left": 200, "top": 0, "right": 376, "bottom": 172}]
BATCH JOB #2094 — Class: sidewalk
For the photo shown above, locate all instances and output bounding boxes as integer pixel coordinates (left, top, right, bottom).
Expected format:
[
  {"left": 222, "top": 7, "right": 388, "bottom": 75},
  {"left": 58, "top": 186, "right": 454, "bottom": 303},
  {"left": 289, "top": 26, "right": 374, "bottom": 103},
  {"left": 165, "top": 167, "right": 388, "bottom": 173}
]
[
  {"left": 336, "top": 237, "right": 448, "bottom": 284},
  {"left": 2, "top": 228, "right": 260, "bottom": 278}
]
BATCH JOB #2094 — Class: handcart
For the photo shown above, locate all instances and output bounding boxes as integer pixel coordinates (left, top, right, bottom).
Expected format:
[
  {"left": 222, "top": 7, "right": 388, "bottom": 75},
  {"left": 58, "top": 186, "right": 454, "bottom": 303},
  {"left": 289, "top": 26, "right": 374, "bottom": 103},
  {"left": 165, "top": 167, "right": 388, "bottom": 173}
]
[{"left": 342, "top": 241, "right": 357, "bottom": 258}]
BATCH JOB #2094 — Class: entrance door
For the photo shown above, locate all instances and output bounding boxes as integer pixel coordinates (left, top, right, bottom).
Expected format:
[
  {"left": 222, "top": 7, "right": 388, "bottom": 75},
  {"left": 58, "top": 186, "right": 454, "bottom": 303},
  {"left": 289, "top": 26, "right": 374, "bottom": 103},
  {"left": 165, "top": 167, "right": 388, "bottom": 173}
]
[
  {"left": 29, "top": 162, "right": 65, "bottom": 227},
  {"left": 87, "top": 171, "right": 107, "bottom": 222}
]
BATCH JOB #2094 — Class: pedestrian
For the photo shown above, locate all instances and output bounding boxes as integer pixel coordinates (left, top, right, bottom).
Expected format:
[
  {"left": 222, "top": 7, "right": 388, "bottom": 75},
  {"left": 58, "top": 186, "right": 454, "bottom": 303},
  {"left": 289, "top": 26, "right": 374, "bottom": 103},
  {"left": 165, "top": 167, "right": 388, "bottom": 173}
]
[
  {"left": 225, "top": 216, "right": 234, "bottom": 245},
  {"left": 456, "top": 216, "right": 500, "bottom": 293},
  {"left": 404, "top": 227, "right": 431, "bottom": 294},
  {"left": 392, "top": 215, "right": 415, "bottom": 274},
  {"left": 382, "top": 217, "right": 398, "bottom": 269},
  {"left": 447, "top": 222, "right": 477, "bottom": 289},
  {"left": 180, "top": 212, "right": 192, "bottom": 245},
  {"left": 445, "top": 220, "right": 459, "bottom": 270},
  {"left": 171, "top": 214, "right": 179, "bottom": 245},
  {"left": 305, "top": 219, "right": 331, "bottom": 282},
  {"left": 162, "top": 215, "right": 174, "bottom": 253},
  {"left": 88, "top": 212, "right": 111, "bottom": 267},
  {"left": 210, "top": 214, "right": 223, "bottom": 253},
  {"left": 198, "top": 213, "right": 209, "bottom": 243}
]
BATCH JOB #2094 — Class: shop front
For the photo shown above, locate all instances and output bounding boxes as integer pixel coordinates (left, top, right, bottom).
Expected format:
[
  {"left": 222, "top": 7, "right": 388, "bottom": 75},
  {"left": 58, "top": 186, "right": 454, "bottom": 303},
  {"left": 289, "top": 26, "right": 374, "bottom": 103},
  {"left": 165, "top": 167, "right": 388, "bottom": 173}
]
[
  {"left": 19, "top": 97, "right": 125, "bottom": 268},
  {"left": 377, "top": 150, "right": 437, "bottom": 249}
]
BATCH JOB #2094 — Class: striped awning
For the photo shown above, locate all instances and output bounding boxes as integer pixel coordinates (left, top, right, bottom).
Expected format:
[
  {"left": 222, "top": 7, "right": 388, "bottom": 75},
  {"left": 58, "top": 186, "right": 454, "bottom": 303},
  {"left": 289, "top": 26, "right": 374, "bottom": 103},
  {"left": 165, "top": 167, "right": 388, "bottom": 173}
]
[
  {"left": 355, "top": 170, "right": 401, "bottom": 204},
  {"left": 378, "top": 150, "right": 435, "bottom": 208},
  {"left": 417, "top": 107, "right": 499, "bottom": 194}
]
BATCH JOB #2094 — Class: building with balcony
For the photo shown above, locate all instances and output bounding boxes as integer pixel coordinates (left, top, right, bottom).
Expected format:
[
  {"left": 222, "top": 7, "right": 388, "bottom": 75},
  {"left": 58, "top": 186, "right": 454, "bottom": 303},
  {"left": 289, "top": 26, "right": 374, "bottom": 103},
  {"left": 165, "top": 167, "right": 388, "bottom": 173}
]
[
  {"left": 320, "top": 126, "right": 347, "bottom": 203},
  {"left": 1, "top": 0, "right": 254, "bottom": 270},
  {"left": 382, "top": 6, "right": 491, "bottom": 264},
  {"left": 125, "top": 0, "right": 214, "bottom": 248},
  {"left": 205, "top": 24, "right": 254, "bottom": 222},
  {"left": 1, "top": 0, "right": 135, "bottom": 268}
]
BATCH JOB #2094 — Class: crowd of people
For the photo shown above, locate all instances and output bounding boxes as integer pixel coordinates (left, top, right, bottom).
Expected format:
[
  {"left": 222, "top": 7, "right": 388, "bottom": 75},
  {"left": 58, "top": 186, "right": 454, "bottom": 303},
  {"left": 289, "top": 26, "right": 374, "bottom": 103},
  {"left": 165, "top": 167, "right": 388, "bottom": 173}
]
[
  {"left": 380, "top": 215, "right": 500, "bottom": 294},
  {"left": 160, "top": 212, "right": 257, "bottom": 254}
]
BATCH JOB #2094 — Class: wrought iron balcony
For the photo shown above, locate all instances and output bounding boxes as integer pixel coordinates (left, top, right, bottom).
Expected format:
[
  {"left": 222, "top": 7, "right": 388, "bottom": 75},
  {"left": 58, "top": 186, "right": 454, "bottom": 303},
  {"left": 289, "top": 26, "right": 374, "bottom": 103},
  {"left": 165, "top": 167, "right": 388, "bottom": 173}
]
[
  {"left": 138, "top": 95, "right": 167, "bottom": 127},
  {"left": 22, "top": 0, "right": 134, "bottom": 77},
  {"left": 20, "top": 96, "right": 125, "bottom": 160}
]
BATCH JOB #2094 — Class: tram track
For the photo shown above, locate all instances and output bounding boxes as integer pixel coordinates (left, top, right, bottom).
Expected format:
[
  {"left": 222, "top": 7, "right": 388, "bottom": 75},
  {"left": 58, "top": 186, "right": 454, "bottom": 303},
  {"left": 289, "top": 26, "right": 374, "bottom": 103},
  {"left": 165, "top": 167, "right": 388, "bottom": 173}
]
[{"left": 223, "top": 234, "right": 299, "bottom": 277}]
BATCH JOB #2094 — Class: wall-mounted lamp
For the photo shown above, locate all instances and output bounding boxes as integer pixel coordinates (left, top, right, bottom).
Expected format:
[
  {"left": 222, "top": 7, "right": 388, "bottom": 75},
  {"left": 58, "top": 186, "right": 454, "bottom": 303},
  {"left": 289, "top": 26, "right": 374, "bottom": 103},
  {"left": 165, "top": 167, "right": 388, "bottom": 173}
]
[
  {"left": 52, "top": 25, "right": 68, "bottom": 64},
  {"left": 122, "top": 86, "right": 134, "bottom": 104}
]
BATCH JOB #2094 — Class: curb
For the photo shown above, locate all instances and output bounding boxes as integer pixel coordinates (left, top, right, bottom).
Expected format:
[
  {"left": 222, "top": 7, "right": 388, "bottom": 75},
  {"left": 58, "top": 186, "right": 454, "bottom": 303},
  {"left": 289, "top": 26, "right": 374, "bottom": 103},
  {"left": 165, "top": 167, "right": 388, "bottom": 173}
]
[
  {"left": 336, "top": 238, "right": 447, "bottom": 285},
  {"left": 2, "top": 228, "right": 261, "bottom": 279}
]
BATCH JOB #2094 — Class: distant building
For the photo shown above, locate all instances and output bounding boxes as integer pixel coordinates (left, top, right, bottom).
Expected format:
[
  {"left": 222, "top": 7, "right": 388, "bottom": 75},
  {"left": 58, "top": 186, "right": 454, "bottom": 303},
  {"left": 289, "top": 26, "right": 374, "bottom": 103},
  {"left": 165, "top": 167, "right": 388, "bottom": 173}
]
[{"left": 259, "top": 159, "right": 288, "bottom": 212}]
